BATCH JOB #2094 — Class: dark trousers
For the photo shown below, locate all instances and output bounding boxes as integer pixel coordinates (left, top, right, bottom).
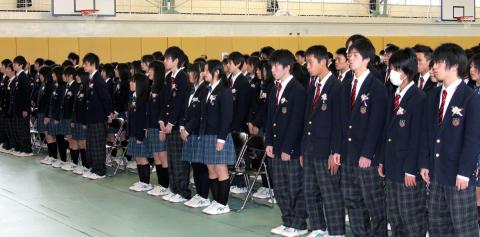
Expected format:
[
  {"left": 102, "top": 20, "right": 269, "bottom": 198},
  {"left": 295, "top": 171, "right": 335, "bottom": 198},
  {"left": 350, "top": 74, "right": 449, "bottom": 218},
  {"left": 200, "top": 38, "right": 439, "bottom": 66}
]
[
  {"left": 167, "top": 131, "right": 191, "bottom": 199},
  {"left": 386, "top": 179, "right": 427, "bottom": 237},
  {"left": 271, "top": 157, "right": 307, "bottom": 230},
  {"left": 303, "top": 154, "right": 345, "bottom": 235},
  {"left": 86, "top": 123, "right": 106, "bottom": 176},
  {"left": 341, "top": 161, "right": 387, "bottom": 237},
  {"left": 428, "top": 182, "right": 478, "bottom": 237}
]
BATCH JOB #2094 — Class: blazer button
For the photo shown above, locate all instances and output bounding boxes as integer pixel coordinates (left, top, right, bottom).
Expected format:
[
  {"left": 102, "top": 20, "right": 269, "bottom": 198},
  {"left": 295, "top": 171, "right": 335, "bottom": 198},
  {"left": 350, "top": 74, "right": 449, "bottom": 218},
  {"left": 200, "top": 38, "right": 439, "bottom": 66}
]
[
  {"left": 167, "top": 105, "right": 170, "bottom": 108},
  {"left": 308, "top": 121, "right": 312, "bottom": 125},
  {"left": 388, "top": 138, "right": 392, "bottom": 142},
  {"left": 348, "top": 138, "right": 352, "bottom": 142},
  {"left": 273, "top": 134, "right": 277, "bottom": 138},
  {"left": 273, "top": 123, "right": 276, "bottom": 127},
  {"left": 436, "top": 139, "right": 441, "bottom": 144},
  {"left": 348, "top": 125, "right": 353, "bottom": 129},
  {"left": 166, "top": 112, "right": 170, "bottom": 115},
  {"left": 307, "top": 132, "right": 311, "bottom": 136},
  {"left": 435, "top": 153, "right": 440, "bottom": 158}
]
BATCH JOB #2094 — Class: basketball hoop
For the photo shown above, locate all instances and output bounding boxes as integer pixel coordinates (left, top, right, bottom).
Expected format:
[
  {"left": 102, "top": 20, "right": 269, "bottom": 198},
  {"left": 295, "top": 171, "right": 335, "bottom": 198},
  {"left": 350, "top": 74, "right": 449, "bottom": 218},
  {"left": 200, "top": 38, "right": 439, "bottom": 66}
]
[
  {"left": 80, "top": 9, "right": 99, "bottom": 25},
  {"left": 455, "top": 16, "right": 475, "bottom": 29}
]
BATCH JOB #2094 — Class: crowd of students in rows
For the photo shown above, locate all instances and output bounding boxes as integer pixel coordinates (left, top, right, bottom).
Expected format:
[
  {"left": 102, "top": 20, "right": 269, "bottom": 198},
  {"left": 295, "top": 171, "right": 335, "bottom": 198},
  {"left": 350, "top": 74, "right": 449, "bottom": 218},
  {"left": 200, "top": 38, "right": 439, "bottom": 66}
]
[{"left": 1, "top": 34, "right": 480, "bottom": 237}]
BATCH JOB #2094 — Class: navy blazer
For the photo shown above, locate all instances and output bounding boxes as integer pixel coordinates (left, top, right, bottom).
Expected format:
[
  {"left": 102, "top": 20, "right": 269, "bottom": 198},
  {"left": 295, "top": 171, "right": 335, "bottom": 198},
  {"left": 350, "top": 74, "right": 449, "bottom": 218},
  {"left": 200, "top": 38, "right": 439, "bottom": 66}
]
[
  {"left": 10, "top": 71, "right": 31, "bottom": 116},
  {"left": 199, "top": 83, "right": 233, "bottom": 140},
  {"left": 249, "top": 80, "right": 274, "bottom": 129},
  {"left": 72, "top": 81, "right": 88, "bottom": 125},
  {"left": 112, "top": 80, "right": 130, "bottom": 115},
  {"left": 163, "top": 69, "right": 189, "bottom": 130},
  {"left": 333, "top": 72, "right": 388, "bottom": 165},
  {"left": 181, "top": 82, "right": 209, "bottom": 135},
  {"left": 0, "top": 76, "right": 7, "bottom": 114},
  {"left": 379, "top": 85, "right": 427, "bottom": 183},
  {"left": 421, "top": 82, "right": 480, "bottom": 186},
  {"left": 265, "top": 78, "right": 306, "bottom": 159},
  {"left": 106, "top": 78, "right": 115, "bottom": 100},
  {"left": 4, "top": 77, "right": 17, "bottom": 118},
  {"left": 86, "top": 71, "right": 113, "bottom": 124},
  {"left": 59, "top": 82, "right": 79, "bottom": 120},
  {"left": 49, "top": 84, "right": 65, "bottom": 121},
  {"left": 127, "top": 96, "right": 147, "bottom": 142},
  {"left": 36, "top": 82, "right": 54, "bottom": 115},
  {"left": 413, "top": 73, "right": 436, "bottom": 94},
  {"left": 301, "top": 74, "right": 342, "bottom": 160},
  {"left": 231, "top": 73, "right": 252, "bottom": 132},
  {"left": 340, "top": 70, "right": 354, "bottom": 85}
]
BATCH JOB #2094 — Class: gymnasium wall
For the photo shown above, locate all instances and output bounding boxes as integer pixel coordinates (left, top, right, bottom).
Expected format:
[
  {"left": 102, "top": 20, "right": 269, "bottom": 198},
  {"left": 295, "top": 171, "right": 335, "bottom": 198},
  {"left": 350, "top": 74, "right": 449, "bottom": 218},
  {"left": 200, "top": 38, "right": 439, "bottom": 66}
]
[{"left": 1, "top": 36, "right": 479, "bottom": 64}]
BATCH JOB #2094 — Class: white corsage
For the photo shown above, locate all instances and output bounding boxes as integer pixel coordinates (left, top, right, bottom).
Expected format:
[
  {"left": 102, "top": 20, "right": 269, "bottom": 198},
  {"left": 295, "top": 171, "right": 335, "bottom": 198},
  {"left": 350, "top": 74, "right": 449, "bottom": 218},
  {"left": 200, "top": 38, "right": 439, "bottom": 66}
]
[
  {"left": 89, "top": 83, "right": 94, "bottom": 88},
  {"left": 151, "top": 93, "right": 157, "bottom": 98},
  {"left": 260, "top": 92, "right": 267, "bottom": 99},
  {"left": 67, "top": 91, "right": 72, "bottom": 96},
  {"left": 171, "top": 84, "right": 177, "bottom": 90},
  {"left": 209, "top": 95, "right": 217, "bottom": 104},
  {"left": 361, "top": 93, "right": 370, "bottom": 106},
  {"left": 396, "top": 107, "right": 406, "bottom": 116},
  {"left": 191, "top": 97, "right": 199, "bottom": 103},
  {"left": 321, "top": 94, "right": 328, "bottom": 103},
  {"left": 251, "top": 84, "right": 256, "bottom": 88},
  {"left": 232, "top": 88, "right": 237, "bottom": 94},
  {"left": 451, "top": 106, "right": 463, "bottom": 117},
  {"left": 280, "top": 98, "right": 287, "bottom": 104}
]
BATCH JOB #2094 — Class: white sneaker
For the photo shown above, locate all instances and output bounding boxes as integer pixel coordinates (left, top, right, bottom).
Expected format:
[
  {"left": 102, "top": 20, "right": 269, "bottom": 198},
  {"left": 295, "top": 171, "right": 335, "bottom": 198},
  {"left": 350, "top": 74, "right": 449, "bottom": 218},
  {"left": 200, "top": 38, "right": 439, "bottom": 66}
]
[
  {"left": 73, "top": 166, "right": 85, "bottom": 175},
  {"left": 61, "top": 162, "right": 77, "bottom": 171},
  {"left": 151, "top": 166, "right": 156, "bottom": 173},
  {"left": 11, "top": 150, "right": 22, "bottom": 156},
  {"left": 306, "top": 229, "right": 328, "bottom": 237},
  {"left": 51, "top": 160, "right": 65, "bottom": 168},
  {"left": 345, "top": 214, "right": 349, "bottom": 223},
  {"left": 21, "top": 152, "right": 33, "bottom": 157},
  {"left": 271, "top": 225, "right": 290, "bottom": 235},
  {"left": 268, "top": 197, "right": 277, "bottom": 204},
  {"left": 130, "top": 182, "right": 153, "bottom": 192},
  {"left": 230, "top": 186, "right": 248, "bottom": 194},
  {"left": 82, "top": 170, "right": 93, "bottom": 178},
  {"left": 253, "top": 187, "right": 274, "bottom": 199},
  {"left": 147, "top": 185, "right": 171, "bottom": 196},
  {"left": 184, "top": 194, "right": 202, "bottom": 207},
  {"left": 203, "top": 202, "right": 230, "bottom": 215},
  {"left": 169, "top": 194, "right": 187, "bottom": 203},
  {"left": 190, "top": 197, "right": 211, "bottom": 208},
  {"left": 281, "top": 228, "right": 308, "bottom": 237},
  {"left": 126, "top": 161, "right": 137, "bottom": 170},
  {"left": 162, "top": 193, "right": 175, "bottom": 201},
  {"left": 88, "top": 173, "right": 106, "bottom": 180},
  {"left": 190, "top": 176, "right": 195, "bottom": 184},
  {"left": 202, "top": 201, "right": 218, "bottom": 214},
  {"left": 40, "top": 156, "right": 55, "bottom": 165},
  {"left": 129, "top": 181, "right": 142, "bottom": 191}
]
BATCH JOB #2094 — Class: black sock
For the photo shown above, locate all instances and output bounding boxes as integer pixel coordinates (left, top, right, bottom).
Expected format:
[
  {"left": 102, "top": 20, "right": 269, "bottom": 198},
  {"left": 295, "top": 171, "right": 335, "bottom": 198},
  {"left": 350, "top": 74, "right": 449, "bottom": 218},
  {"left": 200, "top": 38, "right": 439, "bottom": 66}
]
[
  {"left": 210, "top": 178, "right": 219, "bottom": 202},
  {"left": 71, "top": 149, "right": 79, "bottom": 165},
  {"left": 48, "top": 142, "right": 57, "bottom": 158},
  {"left": 80, "top": 149, "right": 88, "bottom": 168},
  {"left": 137, "top": 164, "right": 144, "bottom": 183},
  {"left": 160, "top": 167, "right": 169, "bottom": 188},
  {"left": 192, "top": 163, "right": 210, "bottom": 199},
  {"left": 156, "top": 165, "right": 165, "bottom": 187},
  {"left": 56, "top": 135, "right": 67, "bottom": 161},
  {"left": 217, "top": 178, "right": 230, "bottom": 206},
  {"left": 143, "top": 164, "right": 151, "bottom": 184},
  {"left": 126, "top": 154, "right": 132, "bottom": 161}
]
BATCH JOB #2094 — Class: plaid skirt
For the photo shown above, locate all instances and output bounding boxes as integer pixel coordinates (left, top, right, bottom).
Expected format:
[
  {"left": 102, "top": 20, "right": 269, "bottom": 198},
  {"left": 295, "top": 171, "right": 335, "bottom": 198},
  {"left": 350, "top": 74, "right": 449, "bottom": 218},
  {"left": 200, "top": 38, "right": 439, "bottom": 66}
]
[
  {"left": 56, "top": 119, "right": 72, "bottom": 135},
  {"left": 146, "top": 128, "right": 166, "bottom": 153},
  {"left": 199, "top": 134, "right": 235, "bottom": 165},
  {"left": 35, "top": 113, "right": 48, "bottom": 133},
  {"left": 47, "top": 119, "right": 58, "bottom": 135},
  {"left": 127, "top": 137, "right": 150, "bottom": 158},
  {"left": 71, "top": 123, "right": 87, "bottom": 141},
  {"left": 182, "top": 135, "right": 203, "bottom": 163}
]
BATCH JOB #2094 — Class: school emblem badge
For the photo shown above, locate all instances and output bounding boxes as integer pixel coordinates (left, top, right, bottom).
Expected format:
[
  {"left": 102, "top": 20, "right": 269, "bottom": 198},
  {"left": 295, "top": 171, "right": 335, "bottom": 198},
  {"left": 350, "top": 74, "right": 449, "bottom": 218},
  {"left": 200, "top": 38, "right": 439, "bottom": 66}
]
[
  {"left": 452, "top": 118, "right": 461, "bottom": 127},
  {"left": 399, "top": 119, "right": 406, "bottom": 128},
  {"left": 360, "top": 106, "right": 367, "bottom": 114},
  {"left": 321, "top": 104, "right": 327, "bottom": 111},
  {"left": 282, "top": 106, "right": 287, "bottom": 114}
]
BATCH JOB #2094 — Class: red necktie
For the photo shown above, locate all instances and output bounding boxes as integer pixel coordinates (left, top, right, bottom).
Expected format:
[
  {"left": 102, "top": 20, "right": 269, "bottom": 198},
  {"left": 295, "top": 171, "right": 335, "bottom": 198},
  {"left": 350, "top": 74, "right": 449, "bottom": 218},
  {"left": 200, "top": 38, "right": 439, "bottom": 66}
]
[
  {"left": 312, "top": 82, "right": 322, "bottom": 109},
  {"left": 438, "top": 89, "right": 447, "bottom": 126},
  {"left": 351, "top": 79, "right": 358, "bottom": 110},
  {"left": 275, "top": 82, "right": 282, "bottom": 111},
  {"left": 309, "top": 76, "right": 315, "bottom": 87},
  {"left": 419, "top": 76, "right": 425, "bottom": 90},
  {"left": 338, "top": 74, "right": 343, "bottom": 81},
  {"left": 170, "top": 76, "right": 176, "bottom": 85},
  {"left": 393, "top": 94, "right": 401, "bottom": 113}
]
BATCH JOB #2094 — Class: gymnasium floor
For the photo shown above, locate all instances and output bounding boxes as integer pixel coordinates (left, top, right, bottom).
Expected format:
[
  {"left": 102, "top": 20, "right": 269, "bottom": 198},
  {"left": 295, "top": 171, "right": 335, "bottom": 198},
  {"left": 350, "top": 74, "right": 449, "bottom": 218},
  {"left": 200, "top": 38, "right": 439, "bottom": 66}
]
[{"left": 0, "top": 152, "right": 298, "bottom": 237}]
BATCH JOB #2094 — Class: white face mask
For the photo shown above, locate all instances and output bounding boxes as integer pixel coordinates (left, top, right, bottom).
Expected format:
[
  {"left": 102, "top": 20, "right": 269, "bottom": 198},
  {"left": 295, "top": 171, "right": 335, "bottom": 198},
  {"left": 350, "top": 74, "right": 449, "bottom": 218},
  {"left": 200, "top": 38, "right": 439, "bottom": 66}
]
[{"left": 389, "top": 70, "right": 403, "bottom": 86}]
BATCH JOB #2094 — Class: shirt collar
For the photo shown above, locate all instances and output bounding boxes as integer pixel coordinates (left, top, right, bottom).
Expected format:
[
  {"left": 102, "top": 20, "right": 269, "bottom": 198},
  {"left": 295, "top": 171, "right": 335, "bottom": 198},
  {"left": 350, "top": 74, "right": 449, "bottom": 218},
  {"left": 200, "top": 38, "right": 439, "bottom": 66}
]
[
  {"left": 67, "top": 80, "right": 74, "bottom": 87},
  {"left": 316, "top": 72, "right": 332, "bottom": 87},
  {"left": 353, "top": 69, "right": 370, "bottom": 84},
  {"left": 16, "top": 70, "right": 24, "bottom": 77},
  {"left": 209, "top": 80, "right": 220, "bottom": 92},
  {"left": 232, "top": 71, "right": 242, "bottom": 84},
  {"left": 395, "top": 81, "right": 415, "bottom": 97},
  {"left": 441, "top": 78, "right": 463, "bottom": 95},
  {"left": 171, "top": 67, "right": 185, "bottom": 78},
  {"left": 105, "top": 78, "right": 111, "bottom": 83},
  {"left": 420, "top": 72, "right": 430, "bottom": 79},
  {"left": 278, "top": 75, "right": 293, "bottom": 88},
  {"left": 341, "top": 69, "right": 350, "bottom": 78},
  {"left": 89, "top": 70, "right": 97, "bottom": 79}
]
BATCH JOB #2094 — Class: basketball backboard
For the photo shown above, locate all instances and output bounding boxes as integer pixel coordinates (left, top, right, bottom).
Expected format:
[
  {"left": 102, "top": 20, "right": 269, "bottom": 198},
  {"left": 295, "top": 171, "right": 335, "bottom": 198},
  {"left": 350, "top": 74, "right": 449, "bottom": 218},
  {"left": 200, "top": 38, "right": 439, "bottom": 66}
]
[
  {"left": 441, "top": 0, "right": 475, "bottom": 21},
  {"left": 52, "top": 0, "right": 116, "bottom": 16}
]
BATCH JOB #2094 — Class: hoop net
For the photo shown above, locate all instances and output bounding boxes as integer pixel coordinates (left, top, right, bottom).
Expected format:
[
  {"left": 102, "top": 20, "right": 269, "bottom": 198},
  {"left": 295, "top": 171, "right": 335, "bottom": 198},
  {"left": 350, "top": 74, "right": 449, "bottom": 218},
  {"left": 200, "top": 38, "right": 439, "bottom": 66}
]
[
  {"left": 80, "top": 9, "right": 99, "bottom": 25},
  {"left": 455, "top": 16, "right": 475, "bottom": 29}
]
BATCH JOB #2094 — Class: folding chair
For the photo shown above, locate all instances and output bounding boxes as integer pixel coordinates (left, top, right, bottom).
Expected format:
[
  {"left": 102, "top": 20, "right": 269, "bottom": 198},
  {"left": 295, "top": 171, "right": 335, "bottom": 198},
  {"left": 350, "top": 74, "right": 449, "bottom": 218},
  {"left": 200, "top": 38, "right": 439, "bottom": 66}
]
[
  {"left": 106, "top": 118, "right": 128, "bottom": 176},
  {"left": 30, "top": 119, "right": 46, "bottom": 154},
  {"left": 229, "top": 131, "right": 249, "bottom": 190}
]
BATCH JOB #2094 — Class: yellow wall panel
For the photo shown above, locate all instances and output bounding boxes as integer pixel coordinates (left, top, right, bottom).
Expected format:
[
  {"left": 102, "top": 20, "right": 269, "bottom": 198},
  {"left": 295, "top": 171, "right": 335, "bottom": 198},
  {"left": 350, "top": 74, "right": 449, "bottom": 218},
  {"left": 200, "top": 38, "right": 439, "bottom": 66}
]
[
  {"left": 299, "top": 37, "right": 323, "bottom": 51},
  {"left": 257, "top": 37, "right": 279, "bottom": 51},
  {"left": 0, "top": 38, "right": 17, "bottom": 61},
  {"left": 231, "top": 37, "right": 258, "bottom": 55},
  {"left": 78, "top": 38, "right": 111, "bottom": 63},
  {"left": 205, "top": 37, "right": 232, "bottom": 60},
  {"left": 48, "top": 38, "right": 79, "bottom": 63},
  {"left": 141, "top": 37, "right": 168, "bottom": 55},
  {"left": 167, "top": 37, "right": 182, "bottom": 48},
  {"left": 367, "top": 36, "right": 385, "bottom": 54},
  {"left": 111, "top": 37, "right": 142, "bottom": 63},
  {"left": 16, "top": 38, "right": 49, "bottom": 63},
  {"left": 278, "top": 37, "right": 299, "bottom": 53},
  {"left": 182, "top": 37, "right": 206, "bottom": 60}
]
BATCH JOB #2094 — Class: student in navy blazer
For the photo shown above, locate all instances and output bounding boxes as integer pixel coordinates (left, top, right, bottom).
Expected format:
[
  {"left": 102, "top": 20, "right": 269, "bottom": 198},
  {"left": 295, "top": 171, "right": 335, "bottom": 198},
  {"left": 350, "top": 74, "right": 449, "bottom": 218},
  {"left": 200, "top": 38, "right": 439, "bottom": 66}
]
[
  {"left": 11, "top": 56, "right": 32, "bottom": 155},
  {"left": 334, "top": 48, "right": 353, "bottom": 84},
  {"left": 377, "top": 48, "right": 427, "bottom": 236},
  {"left": 412, "top": 45, "right": 436, "bottom": 94},
  {"left": 265, "top": 50, "right": 308, "bottom": 236},
  {"left": 420, "top": 43, "right": 480, "bottom": 237},
  {"left": 332, "top": 39, "right": 388, "bottom": 237},
  {"left": 301, "top": 46, "right": 345, "bottom": 237}
]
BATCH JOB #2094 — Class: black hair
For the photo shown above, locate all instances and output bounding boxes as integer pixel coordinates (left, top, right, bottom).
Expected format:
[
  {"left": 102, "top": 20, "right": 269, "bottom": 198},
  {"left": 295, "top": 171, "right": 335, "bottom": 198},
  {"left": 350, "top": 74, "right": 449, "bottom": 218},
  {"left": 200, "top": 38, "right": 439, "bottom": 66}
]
[
  {"left": 389, "top": 48, "right": 418, "bottom": 82},
  {"left": 52, "top": 66, "right": 65, "bottom": 86},
  {"left": 68, "top": 52, "right": 80, "bottom": 65},
  {"left": 13, "top": 56, "right": 27, "bottom": 69},
  {"left": 227, "top": 52, "right": 245, "bottom": 69},
  {"left": 116, "top": 63, "right": 131, "bottom": 82},
  {"left": 412, "top": 44, "right": 433, "bottom": 61},
  {"left": 187, "top": 61, "right": 205, "bottom": 85},
  {"left": 251, "top": 51, "right": 260, "bottom": 57},
  {"left": 39, "top": 66, "right": 53, "bottom": 84},
  {"left": 1, "top": 59, "right": 12, "bottom": 68},
  {"left": 243, "top": 54, "right": 250, "bottom": 63},
  {"left": 102, "top": 63, "right": 115, "bottom": 79},
  {"left": 44, "top": 60, "right": 56, "bottom": 66},
  {"left": 193, "top": 57, "right": 207, "bottom": 64},
  {"left": 148, "top": 60, "right": 165, "bottom": 94},
  {"left": 141, "top": 55, "right": 155, "bottom": 65},
  {"left": 63, "top": 66, "right": 77, "bottom": 79},
  {"left": 295, "top": 50, "right": 305, "bottom": 57},
  {"left": 470, "top": 53, "right": 480, "bottom": 74},
  {"left": 130, "top": 60, "right": 143, "bottom": 75},
  {"left": 76, "top": 67, "right": 89, "bottom": 83},
  {"left": 35, "top": 58, "right": 45, "bottom": 66},
  {"left": 260, "top": 46, "right": 275, "bottom": 59},
  {"left": 269, "top": 49, "right": 295, "bottom": 73},
  {"left": 206, "top": 59, "right": 228, "bottom": 88},
  {"left": 259, "top": 60, "right": 274, "bottom": 84},
  {"left": 82, "top": 53, "right": 100, "bottom": 69},
  {"left": 132, "top": 73, "right": 150, "bottom": 103},
  {"left": 292, "top": 63, "right": 307, "bottom": 83},
  {"left": 164, "top": 46, "right": 185, "bottom": 68},
  {"left": 327, "top": 52, "right": 333, "bottom": 60},
  {"left": 380, "top": 50, "right": 385, "bottom": 55},
  {"left": 345, "top": 34, "right": 371, "bottom": 48},
  {"left": 336, "top": 48, "right": 348, "bottom": 59},
  {"left": 5, "top": 63, "right": 14, "bottom": 72},
  {"left": 432, "top": 43, "right": 468, "bottom": 78},
  {"left": 349, "top": 39, "right": 376, "bottom": 64},
  {"left": 222, "top": 58, "right": 228, "bottom": 65},
  {"left": 385, "top": 44, "right": 400, "bottom": 54},
  {"left": 305, "top": 45, "right": 329, "bottom": 64},
  {"left": 62, "top": 60, "right": 74, "bottom": 68},
  {"left": 152, "top": 51, "right": 164, "bottom": 61}
]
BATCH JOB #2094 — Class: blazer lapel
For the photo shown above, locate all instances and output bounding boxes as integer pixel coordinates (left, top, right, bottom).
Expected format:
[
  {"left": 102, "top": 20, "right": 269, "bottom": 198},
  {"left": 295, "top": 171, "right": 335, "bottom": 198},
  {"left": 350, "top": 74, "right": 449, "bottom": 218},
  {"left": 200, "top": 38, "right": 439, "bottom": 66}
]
[
  {"left": 388, "top": 86, "right": 415, "bottom": 129},
  {"left": 351, "top": 74, "right": 373, "bottom": 121},
  {"left": 274, "top": 79, "right": 294, "bottom": 118},
  {"left": 310, "top": 75, "right": 334, "bottom": 118},
  {"left": 438, "top": 83, "right": 466, "bottom": 135}
]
